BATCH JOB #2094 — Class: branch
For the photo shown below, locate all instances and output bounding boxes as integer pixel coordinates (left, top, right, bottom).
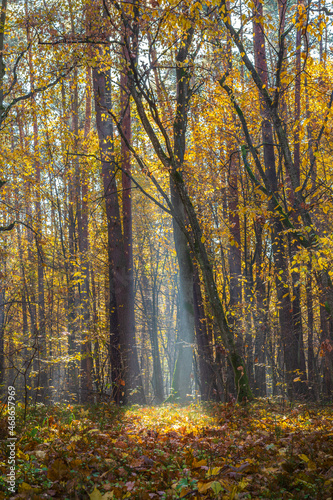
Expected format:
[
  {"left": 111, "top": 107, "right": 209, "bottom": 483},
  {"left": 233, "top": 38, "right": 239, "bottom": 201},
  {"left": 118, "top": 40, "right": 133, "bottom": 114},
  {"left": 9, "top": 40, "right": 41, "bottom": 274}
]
[
  {"left": 301, "top": 89, "right": 333, "bottom": 192},
  {"left": 0, "top": 63, "right": 76, "bottom": 127},
  {"left": 3, "top": 43, "right": 32, "bottom": 99},
  {"left": 38, "top": 37, "right": 116, "bottom": 46},
  {"left": 219, "top": 1, "right": 273, "bottom": 109},
  {"left": 67, "top": 152, "right": 172, "bottom": 216},
  {"left": 0, "top": 221, "right": 14, "bottom": 231},
  {"left": 272, "top": 24, "right": 293, "bottom": 108}
]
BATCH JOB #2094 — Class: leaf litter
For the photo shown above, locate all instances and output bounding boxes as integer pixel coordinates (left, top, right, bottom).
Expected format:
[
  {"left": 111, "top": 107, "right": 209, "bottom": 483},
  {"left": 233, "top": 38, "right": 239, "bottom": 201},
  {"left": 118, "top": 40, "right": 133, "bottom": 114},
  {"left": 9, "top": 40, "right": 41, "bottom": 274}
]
[{"left": 1, "top": 400, "right": 333, "bottom": 499}]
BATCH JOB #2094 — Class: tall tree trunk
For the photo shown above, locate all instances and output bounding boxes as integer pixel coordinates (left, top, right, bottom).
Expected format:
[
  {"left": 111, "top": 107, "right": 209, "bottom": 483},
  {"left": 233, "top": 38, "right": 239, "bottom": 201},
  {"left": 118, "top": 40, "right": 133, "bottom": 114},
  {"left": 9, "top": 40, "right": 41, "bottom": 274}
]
[
  {"left": 128, "top": 40, "right": 253, "bottom": 402},
  {"left": 0, "top": 272, "right": 5, "bottom": 392},
  {"left": 0, "top": 0, "right": 7, "bottom": 126},
  {"left": 139, "top": 264, "right": 164, "bottom": 403},
  {"left": 167, "top": 34, "right": 196, "bottom": 402},
  {"left": 120, "top": 68, "right": 144, "bottom": 402},
  {"left": 78, "top": 68, "right": 94, "bottom": 402},
  {"left": 193, "top": 265, "right": 217, "bottom": 401},
  {"left": 253, "top": 220, "right": 267, "bottom": 397},
  {"left": 288, "top": 4, "right": 308, "bottom": 396},
  {"left": 306, "top": 268, "right": 316, "bottom": 399},
  {"left": 253, "top": 0, "right": 304, "bottom": 399},
  {"left": 92, "top": 61, "right": 145, "bottom": 404},
  {"left": 228, "top": 162, "right": 242, "bottom": 344},
  {"left": 30, "top": 88, "right": 47, "bottom": 403}
]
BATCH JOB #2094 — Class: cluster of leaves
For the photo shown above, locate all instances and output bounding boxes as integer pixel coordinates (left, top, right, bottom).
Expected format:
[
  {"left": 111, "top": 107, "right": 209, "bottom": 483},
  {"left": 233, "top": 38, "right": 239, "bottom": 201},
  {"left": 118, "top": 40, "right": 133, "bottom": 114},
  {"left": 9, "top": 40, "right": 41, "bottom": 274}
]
[{"left": 1, "top": 401, "right": 333, "bottom": 499}]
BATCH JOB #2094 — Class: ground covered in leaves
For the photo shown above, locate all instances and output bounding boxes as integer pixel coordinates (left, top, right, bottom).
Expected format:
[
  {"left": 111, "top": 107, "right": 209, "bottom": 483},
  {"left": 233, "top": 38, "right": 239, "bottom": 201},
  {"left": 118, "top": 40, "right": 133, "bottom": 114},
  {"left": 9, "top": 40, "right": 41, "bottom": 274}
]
[{"left": 1, "top": 400, "right": 333, "bottom": 499}]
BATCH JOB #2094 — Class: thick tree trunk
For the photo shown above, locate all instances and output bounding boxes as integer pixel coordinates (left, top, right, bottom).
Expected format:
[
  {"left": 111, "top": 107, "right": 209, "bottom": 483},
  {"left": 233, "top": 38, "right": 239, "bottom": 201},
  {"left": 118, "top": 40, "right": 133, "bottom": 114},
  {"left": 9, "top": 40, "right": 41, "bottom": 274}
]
[
  {"left": 166, "top": 32, "right": 196, "bottom": 403},
  {"left": 253, "top": 1, "right": 307, "bottom": 399},
  {"left": 169, "top": 177, "right": 195, "bottom": 402},
  {"left": 92, "top": 64, "right": 145, "bottom": 404},
  {"left": 289, "top": 10, "right": 308, "bottom": 397}
]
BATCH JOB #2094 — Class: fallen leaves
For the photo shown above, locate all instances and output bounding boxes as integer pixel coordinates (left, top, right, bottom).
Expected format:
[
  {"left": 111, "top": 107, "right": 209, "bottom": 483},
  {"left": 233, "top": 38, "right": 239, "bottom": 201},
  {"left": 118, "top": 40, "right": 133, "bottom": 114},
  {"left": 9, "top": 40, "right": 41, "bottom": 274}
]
[{"left": 2, "top": 401, "right": 333, "bottom": 498}]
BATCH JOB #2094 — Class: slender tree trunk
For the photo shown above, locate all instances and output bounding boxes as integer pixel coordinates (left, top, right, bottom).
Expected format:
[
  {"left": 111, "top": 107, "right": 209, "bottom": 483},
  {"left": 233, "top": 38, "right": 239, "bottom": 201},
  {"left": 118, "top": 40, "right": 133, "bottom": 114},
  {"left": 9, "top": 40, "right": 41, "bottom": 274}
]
[
  {"left": 193, "top": 265, "right": 217, "bottom": 401},
  {"left": 146, "top": 30, "right": 195, "bottom": 402},
  {"left": 25, "top": 0, "right": 48, "bottom": 403},
  {"left": 288, "top": 5, "right": 308, "bottom": 397},
  {"left": 129, "top": 74, "right": 253, "bottom": 402},
  {"left": 253, "top": 220, "right": 267, "bottom": 397},
  {"left": 0, "top": 278, "right": 4, "bottom": 392},
  {"left": 306, "top": 268, "right": 316, "bottom": 399},
  {"left": 228, "top": 164, "right": 242, "bottom": 342},
  {"left": 120, "top": 68, "right": 144, "bottom": 402},
  {"left": 78, "top": 68, "right": 94, "bottom": 401},
  {"left": 0, "top": 0, "right": 7, "bottom": 125},
  {"left": 139, "top": 265, "right": 164, "bottom": 402}
]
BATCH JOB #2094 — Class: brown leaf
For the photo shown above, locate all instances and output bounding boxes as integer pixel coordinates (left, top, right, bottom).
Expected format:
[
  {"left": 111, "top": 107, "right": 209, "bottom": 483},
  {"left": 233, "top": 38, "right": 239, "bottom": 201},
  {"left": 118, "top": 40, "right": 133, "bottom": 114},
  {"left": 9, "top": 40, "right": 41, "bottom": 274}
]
[
  {"left": 115, "top": 440, "right": 127, "bottom": 449},
  {"left": 47, "top": 459, "right": 69, "bottom": 481}
]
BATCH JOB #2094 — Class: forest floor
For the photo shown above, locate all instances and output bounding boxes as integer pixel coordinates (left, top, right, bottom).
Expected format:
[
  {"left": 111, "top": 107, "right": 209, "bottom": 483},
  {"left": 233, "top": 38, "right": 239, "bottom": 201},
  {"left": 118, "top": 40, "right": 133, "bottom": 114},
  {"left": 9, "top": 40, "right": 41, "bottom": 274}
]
[{"left": 1, "top": 400, "right": 333, "bottom": 499}]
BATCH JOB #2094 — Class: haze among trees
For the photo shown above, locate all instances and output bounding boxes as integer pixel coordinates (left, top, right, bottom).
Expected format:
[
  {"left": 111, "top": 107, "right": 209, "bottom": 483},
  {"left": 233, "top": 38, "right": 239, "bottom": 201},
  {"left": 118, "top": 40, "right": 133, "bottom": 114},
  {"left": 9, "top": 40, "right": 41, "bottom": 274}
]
[{"left": 0, "top": 0, "right": 332, "bottom": 407}]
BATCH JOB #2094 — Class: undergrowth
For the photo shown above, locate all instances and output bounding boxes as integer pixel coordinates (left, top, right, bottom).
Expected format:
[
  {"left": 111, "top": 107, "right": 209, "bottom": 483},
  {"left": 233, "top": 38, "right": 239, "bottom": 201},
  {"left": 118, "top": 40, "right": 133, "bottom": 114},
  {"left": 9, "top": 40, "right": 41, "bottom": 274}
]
[{"left": 0, "top": 399, "right": 333, "bottom": 499}]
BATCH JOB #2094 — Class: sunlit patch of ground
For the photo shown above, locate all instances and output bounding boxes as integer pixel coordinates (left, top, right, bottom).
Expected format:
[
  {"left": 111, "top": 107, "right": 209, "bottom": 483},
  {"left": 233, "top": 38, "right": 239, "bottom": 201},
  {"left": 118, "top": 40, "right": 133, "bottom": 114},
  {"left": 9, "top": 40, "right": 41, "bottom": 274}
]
[{"left": 1, "top": 400, "right": 333, "bottom": 499}]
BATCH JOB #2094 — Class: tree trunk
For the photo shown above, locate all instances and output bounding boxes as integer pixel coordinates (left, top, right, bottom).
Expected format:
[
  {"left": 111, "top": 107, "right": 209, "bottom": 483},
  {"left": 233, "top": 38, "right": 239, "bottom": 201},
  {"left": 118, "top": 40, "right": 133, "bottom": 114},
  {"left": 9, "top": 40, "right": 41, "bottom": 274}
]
[
  {"left": 306, "top": 268, "right": 316, "bottom": 399},
  {"left": 128, "top": 39, "right": 253, "bottom": 402},
  {"left": 253, "top": 220, "right": 267, "bottom": 397},
  {"left": 92, "top": 62, "right": 145, "bottom": 404},
  {"left": 79, "top": 68, "right": 94, "bottom": 402},
  {"left": 139, "top": 264, "right": 164, "bottom": 403},
  {"left": 193, "top": 265, "right": 217, "bottom": 401},
  {"left": 167, "top": 34, "right": 197, "bottom": 402},
  {"left": 252, "top": 0, "right": 306, "bottom": 399}
]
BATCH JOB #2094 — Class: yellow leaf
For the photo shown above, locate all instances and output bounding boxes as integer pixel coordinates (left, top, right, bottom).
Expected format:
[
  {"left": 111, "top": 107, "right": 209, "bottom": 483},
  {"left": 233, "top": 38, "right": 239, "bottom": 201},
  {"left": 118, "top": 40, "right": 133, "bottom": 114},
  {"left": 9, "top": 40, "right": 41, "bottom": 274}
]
[
  {"left": 17, "top": 450, "right": 30, "bottom": 461},
  {"left": 198, "top": 481, "right": 214, "bottom": 493},
  {"left": 89, "top": 488, "right": 103, "bottom": 500},
  {"left": 307, "top": 460, "right": 316, "bottom": 470},
  {"left": 18, "top": 483, "right": 33, "bottom": 493},
  {"left": 207, "top": 466, "right": 221, "bottom": 476},
  {"left": 102, "top": 493, "right": 114, "bottom": 500},
  {"left": 295, "top": 186, "right": 302, "bottom": 192},
  {"left": 192, "top": 457, "right": 207, "bottom": 467},
  {"left": 210, "top": 481, "right": 223, "bottom": 494},
  {"left": 201, "top": 236, "right": 206, "bottom": 243},
  {"left": 293, "top": 377, "right": 301, "bottom": 382},
  {"left": 89, "top": 488, "right": 114, "bottom": 500},
  {"left": 299, "top": 454, "right": 309, "bottom": 462}
]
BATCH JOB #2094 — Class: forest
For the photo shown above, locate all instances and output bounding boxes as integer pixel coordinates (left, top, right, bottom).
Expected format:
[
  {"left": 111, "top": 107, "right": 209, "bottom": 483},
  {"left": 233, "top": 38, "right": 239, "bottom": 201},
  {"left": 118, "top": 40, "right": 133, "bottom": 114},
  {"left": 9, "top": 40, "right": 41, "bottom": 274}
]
[{"left": 1, "top": 0, "right": 333, "bottom": 498}]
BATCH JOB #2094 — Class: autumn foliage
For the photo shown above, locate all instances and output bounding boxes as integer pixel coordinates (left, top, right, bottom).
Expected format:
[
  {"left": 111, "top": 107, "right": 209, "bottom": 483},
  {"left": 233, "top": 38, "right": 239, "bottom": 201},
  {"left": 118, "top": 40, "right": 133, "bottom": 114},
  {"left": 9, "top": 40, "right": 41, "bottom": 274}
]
[
  {"left": 0, "top": 1, "right": 333, "bottom": 497},
  {"left": 1, "top": 402, "right": 333, "bottom": 499}
]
